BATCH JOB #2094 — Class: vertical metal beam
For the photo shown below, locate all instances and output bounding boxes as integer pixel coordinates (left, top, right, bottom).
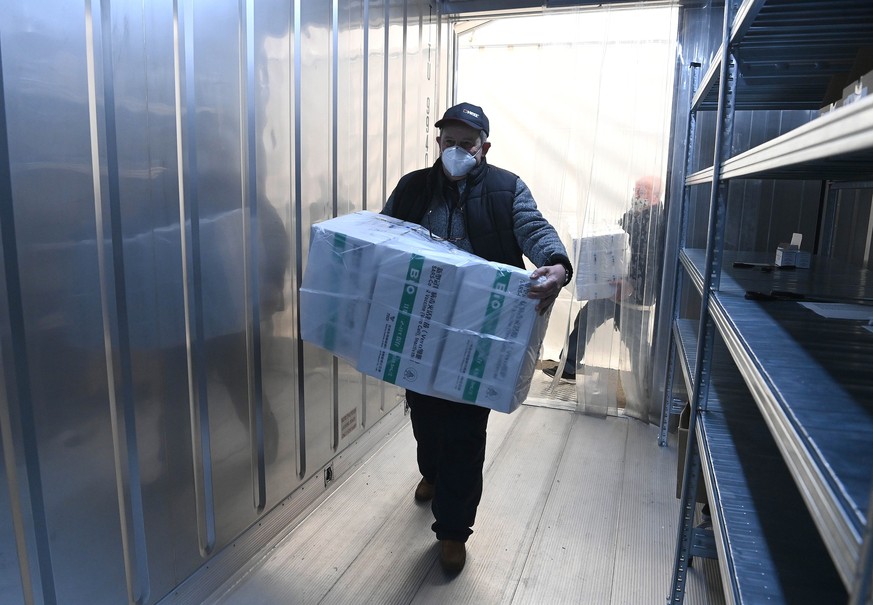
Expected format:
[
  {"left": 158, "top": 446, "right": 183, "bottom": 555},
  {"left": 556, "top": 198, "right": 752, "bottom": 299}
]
[
  {"left": 401, "top": 0, "right": 409, "bottom": 171},
  {"left": 292, "top": 0, "right": 307, "bottom": 480},
  {"left": 668, "top": 0, "right": 738, "bottom": 602},
  {"left": 0, "top": 24, "right": 53, "bottom": 605},
  {"left": 362, "top": 0, "right": 371, "bottom": 215},
  {"left": 659, "top": 59, "right": 700, "bottom": 448},
  {"left": 379, "top": 0, "right": 392, "bottom": 416},
  {"left": 241, "top": 0, "right": 267, "bottom": 513},
  {"left": 381, "top": 0, "right": 390, "bottom": 226},
  {"left": 90, "top": 1, "right": 152, "bottom": 601},
  {"left": 174, "top": 0, "right": 217, "bottom": 556},
  {"left": 360, "top": 0, "right": 371, "bottom": 430},
  {"left": 330, "top": 0, "right": 340, "bottom": 453},
  {"left": 817, "top": 184, "right": 839, "bottom": 257}
]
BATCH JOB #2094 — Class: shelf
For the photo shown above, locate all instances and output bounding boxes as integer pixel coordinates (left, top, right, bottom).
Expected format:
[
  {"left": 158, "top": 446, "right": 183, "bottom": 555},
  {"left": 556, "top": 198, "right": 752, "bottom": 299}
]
[
  {"left": 692, "top": 0, "right": 873, "bottom": 112},
  {"left": 670, "top": 3, "right": 873, "bottom": 601},
  {"left": 674, "top": 318, "right": 847, "bottom": 603},
  {"left": 686, "top": 93, "right": 873, "bottom": 184},
  {"left": 680, "top": 248, "right": 873, "bottom": 587}
]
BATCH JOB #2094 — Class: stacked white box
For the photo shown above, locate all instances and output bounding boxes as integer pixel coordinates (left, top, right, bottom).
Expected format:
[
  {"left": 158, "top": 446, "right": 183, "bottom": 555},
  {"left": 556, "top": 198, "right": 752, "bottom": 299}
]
[
  {"left": 357, "top": 246, "right": 466, "bottom": 393},
  {"left": 299, "top": 212, "right": 416, "bottom": 363},
  {"left": 432, "top": 264, "right": 547, "bottom": 413},
  {"left": 573, "top": 228, "right": 628, "bottom": 300},
  {"left": 300, "top": 211, "right": 548, "bottom": 413}
]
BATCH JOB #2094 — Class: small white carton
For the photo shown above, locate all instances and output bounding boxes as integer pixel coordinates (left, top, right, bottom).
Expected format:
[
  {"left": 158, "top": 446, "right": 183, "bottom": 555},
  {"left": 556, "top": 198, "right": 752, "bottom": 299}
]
[
  {"left": 357, "top": 246, "right": 465, "bottom": 392},
  {"left": 775, "top": 233, "right": 810, "bottom": 269},
  {"left": 573, "top": 228, "right": 628, "bottom": 301},
  {"left": 775, "top": 244, "right": 796, "bottom": 267},
  {"left": 432, "top": 263, "right": 546, "bottom": 413}
]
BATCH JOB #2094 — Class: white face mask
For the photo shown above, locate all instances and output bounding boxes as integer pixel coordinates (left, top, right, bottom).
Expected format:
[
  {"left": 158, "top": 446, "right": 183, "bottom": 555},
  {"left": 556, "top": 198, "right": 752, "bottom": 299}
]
[
  {"left": 441, "top": 145, "right": 479, "bottom": 178},
  {"left": 631, "top": 195, "right": 650, "bottom": 211}
]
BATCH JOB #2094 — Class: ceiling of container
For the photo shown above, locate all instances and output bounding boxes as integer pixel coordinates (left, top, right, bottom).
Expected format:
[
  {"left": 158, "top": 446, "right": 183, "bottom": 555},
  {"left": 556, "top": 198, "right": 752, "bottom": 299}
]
[{"left": 438, "top": 0, "right": 679, "bottom": 16}]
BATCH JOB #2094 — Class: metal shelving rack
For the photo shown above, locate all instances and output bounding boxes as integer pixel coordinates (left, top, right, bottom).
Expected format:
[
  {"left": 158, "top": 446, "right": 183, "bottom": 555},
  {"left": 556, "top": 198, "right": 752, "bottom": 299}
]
[{"left": 664, "top": 1, "right": 873, "bottom": 603}]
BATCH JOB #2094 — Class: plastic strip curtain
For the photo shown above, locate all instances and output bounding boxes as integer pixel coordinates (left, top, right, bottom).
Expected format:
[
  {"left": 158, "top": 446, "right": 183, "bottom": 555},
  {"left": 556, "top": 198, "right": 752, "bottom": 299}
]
[{"left": 455, "top": 4, "right": 678, "bottom": 419}]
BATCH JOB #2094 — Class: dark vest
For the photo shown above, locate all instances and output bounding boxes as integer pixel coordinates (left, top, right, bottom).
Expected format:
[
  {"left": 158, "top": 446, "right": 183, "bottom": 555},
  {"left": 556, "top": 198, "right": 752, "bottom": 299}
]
[{"left": 386, "top": 159, "right": 524, "bottom": 268}]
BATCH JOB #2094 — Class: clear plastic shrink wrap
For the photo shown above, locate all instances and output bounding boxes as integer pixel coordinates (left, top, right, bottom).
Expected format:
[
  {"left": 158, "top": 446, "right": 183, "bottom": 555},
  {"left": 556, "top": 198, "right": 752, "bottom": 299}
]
[{"left": 300, "top": 211, "right": 549, "bottom": 413}]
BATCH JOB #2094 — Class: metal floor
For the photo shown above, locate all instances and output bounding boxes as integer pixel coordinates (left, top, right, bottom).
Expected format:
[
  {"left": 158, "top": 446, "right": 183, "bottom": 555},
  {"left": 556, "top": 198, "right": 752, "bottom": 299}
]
[{"left": 208, "top": 380, "right": 724, "bottom": 605}]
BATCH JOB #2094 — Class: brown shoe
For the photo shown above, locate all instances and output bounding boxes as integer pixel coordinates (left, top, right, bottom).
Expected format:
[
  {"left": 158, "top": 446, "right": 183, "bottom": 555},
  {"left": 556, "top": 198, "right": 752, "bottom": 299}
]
[
  {"left": 414, "top": 478, "right": 434, "bottom": 502},
  {"left": 440, "top": 540, "right": 466, "bottom": 573}
]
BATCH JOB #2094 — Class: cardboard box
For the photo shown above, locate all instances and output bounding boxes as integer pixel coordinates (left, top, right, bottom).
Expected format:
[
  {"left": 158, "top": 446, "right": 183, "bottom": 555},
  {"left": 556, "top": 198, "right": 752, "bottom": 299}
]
[
  {"left": 794, "top": 250, "right": 811, "bottom": 269},
  {"left": 300, "top": 211, "right": 547, "bottom": 413},
  {"left": 432, "top": 264, "right": 547, "bottom": 413},
  {"left": 573, "top": 228, "right": 627, "bottom": 301},
  {"left": 775, "top": 232, "right": 810, "bottom": 269},
  {"left": 774, "top": 244, "right": 797, "bottom": 268}
]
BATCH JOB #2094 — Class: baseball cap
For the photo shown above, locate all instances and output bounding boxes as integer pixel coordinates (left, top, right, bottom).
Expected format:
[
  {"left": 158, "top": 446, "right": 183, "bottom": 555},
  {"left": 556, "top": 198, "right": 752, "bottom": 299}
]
[{"left": 434, "top": 102, "right": 489, "bottom": 137}]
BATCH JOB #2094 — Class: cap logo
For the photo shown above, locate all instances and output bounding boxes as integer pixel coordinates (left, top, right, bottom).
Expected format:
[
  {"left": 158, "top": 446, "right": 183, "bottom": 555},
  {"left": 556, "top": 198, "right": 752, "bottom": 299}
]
[{"left": 462, "top": 108, "right": 480, "bottom": 119}]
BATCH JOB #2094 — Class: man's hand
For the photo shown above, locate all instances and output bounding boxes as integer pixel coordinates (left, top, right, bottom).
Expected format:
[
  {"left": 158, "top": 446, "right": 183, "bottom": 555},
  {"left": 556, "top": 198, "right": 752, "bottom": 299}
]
[{"left": 529, "top": 263, "right": 568, "bottom": 315}]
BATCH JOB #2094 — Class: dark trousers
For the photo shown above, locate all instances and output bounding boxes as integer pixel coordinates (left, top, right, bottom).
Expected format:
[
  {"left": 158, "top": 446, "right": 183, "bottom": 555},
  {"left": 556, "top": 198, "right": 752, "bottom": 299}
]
[
  {"left": 406, "top": 390, "right": 490, "bottom": 542},
  {"left": 564, "top": 298, "right": 621, "bottom": 372}
]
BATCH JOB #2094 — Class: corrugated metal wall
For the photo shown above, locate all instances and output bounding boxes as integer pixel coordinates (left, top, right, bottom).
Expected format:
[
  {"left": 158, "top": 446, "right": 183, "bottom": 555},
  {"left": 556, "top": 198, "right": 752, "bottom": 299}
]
[{"left": 0, "top": 1, "right": 446, "bottom": 603}]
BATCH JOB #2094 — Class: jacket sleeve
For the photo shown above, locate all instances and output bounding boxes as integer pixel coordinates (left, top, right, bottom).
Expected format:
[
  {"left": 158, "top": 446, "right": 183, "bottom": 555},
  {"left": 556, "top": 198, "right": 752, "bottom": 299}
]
[{"left": 511, "top": 178, "right": 572, "bottom": 283}]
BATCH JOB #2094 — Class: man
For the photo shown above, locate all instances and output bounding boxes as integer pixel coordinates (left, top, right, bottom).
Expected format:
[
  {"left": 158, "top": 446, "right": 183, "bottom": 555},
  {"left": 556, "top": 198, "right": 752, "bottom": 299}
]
[
  {"left": 382, "top": 102, "right": 572, "bottom": 573},
  {"left": 543, "top": 175, "right": 663, "bottom": 382}
]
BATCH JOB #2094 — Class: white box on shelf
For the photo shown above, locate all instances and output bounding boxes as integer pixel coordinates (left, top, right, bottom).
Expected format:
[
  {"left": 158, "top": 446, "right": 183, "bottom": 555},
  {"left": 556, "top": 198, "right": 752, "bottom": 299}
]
[
  {"left": 775, "top": 232, "right": 808, "bottom": 268},
  {"left": 794, "top": 250, "right": 811, "bottom": 269},
  {"left": 774, "top": 244, "right": 797, "bottom": 267}
]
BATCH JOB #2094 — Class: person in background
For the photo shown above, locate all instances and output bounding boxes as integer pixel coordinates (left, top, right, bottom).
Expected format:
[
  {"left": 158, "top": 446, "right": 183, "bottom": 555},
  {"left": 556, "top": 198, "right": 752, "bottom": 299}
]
[
  {"left": 381, "top": 102, "right": 573, "bottom": 573},
  {"left": 543, "top": 175, "right": 663, "bottom": 382}
]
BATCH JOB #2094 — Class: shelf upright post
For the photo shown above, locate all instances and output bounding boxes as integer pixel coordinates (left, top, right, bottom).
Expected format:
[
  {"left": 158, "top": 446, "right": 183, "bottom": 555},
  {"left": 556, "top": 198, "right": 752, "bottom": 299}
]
[
  {"left": 659, "top": 60, "right": 701, "bottom": 448},
  {"left": 667, "top": 1, "right": 741, "bottom": 603}
]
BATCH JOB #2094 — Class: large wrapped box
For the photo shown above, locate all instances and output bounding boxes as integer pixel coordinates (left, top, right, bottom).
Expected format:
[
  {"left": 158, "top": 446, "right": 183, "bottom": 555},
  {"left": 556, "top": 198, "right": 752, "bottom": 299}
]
[
  {"left": 300, "top": 211, "right": 548, "bottom": 413},
  {"left": 573, "top": 227, "right": 628, "bottom": 301}
]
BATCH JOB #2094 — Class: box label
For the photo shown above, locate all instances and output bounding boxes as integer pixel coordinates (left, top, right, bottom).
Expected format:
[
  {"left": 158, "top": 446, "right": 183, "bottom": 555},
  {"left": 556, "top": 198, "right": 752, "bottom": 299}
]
[
  {"left": 462, "top": 269, "right": 511, "bottom": 402},
  {"left": 384, "top": 255, "right": 425, "bottom": 383}
]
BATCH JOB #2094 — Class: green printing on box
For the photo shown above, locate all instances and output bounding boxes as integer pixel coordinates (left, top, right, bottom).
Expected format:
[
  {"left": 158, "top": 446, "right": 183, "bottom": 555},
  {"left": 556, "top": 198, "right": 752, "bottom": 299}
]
[
  {"left": 462, "top": 269, "right": 512, "bottom": 402},
  {"left": 384, "top": 254, "right": 425, "bottom": 383}
]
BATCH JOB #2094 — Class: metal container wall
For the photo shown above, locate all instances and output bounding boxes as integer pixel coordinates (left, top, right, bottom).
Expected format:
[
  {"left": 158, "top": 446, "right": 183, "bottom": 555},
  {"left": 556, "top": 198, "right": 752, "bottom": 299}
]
[{"left": 0, "top": 1, "right": 444, "bottom": 603}]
